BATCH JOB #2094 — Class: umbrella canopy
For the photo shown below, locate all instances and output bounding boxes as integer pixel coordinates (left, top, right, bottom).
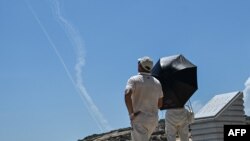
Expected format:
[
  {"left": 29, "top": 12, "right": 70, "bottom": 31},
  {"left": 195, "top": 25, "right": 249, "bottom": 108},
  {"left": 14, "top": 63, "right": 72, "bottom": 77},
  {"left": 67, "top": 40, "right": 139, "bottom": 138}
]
[{"left": 152, "top": 54, "right": 198, "bottom": 110}]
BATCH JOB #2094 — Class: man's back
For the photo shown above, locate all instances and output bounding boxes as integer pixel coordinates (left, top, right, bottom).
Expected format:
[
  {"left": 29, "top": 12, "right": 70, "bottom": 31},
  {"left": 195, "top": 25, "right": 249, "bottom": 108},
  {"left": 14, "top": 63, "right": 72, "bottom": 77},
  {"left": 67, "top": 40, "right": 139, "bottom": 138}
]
[
  {"left": 126, "top": 72, "right": 162, "bottom": 116},
  {"left": 124, "top": 56, "right": 163, "bottom": 141}
]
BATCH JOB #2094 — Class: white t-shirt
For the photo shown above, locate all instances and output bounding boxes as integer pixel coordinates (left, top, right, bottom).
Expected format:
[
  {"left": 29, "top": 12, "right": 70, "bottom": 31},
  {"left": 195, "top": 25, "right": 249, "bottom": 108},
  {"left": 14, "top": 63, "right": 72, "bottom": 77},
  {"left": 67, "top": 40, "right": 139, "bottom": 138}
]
[{"left": 125, "top": 72, "right": 163, "bottom": 117}]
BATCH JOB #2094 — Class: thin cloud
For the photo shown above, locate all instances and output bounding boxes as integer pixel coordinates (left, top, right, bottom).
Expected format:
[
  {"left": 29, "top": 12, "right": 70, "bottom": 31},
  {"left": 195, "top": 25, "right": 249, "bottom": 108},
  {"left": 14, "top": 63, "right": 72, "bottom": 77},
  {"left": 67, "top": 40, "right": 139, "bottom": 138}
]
[
  {"left": 52, "top": 0, "right": 111, "bottom": 132},
  {"left": 191, "top": 100, "right": 204, "bottom": 114},
  {"left": 25, "top": 0, "right": 74, "bottom": 85},
  {"left": 26, "top": 0, "right": 111, "bottom": 132}
]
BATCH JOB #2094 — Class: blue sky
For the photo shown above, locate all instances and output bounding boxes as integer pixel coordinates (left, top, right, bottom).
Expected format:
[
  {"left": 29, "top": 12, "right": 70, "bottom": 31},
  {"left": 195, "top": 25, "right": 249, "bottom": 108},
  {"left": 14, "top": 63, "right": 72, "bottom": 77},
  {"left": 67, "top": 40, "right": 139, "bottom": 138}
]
[{"left": 0, "top": 0, "right": 250, "bottom": 141}]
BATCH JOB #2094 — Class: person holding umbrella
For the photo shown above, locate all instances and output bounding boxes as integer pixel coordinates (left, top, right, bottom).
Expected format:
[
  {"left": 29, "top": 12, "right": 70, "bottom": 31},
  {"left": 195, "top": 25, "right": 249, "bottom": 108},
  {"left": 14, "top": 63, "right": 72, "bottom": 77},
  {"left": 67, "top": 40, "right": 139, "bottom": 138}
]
[
  {"left": 124, "top": 56, "right": 164, "bottom": 141},
  {"left": 151, "top": 54, "right": 198, "bottom": 141},
  {"left": 165, "top": 107, "right": 190, "bottom": 141}
]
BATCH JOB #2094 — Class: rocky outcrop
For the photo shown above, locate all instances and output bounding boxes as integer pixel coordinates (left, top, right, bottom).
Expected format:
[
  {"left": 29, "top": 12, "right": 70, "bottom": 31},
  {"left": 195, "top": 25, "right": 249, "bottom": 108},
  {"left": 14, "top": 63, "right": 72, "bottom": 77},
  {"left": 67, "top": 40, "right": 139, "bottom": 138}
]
[
  {"left": 78, "top": 119, "right": 167, "bottom": 141},
  {"left": 79, "top": 116, "right": 250, "bottom": 141}
]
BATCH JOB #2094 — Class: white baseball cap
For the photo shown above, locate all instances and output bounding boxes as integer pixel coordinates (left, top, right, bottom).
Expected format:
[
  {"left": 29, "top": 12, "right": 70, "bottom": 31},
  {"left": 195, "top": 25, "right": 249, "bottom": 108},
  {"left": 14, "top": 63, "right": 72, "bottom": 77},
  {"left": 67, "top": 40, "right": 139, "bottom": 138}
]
[{"left": 138, "top": 56, "right": 153, "bottom": 71}]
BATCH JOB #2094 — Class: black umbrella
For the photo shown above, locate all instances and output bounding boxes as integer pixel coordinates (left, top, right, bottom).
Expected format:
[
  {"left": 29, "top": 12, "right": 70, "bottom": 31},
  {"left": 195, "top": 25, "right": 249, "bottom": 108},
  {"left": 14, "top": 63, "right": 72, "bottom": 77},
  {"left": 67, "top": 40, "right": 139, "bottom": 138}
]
[{"left": 152, "top": 54, "right": 198, "bottom": 110}]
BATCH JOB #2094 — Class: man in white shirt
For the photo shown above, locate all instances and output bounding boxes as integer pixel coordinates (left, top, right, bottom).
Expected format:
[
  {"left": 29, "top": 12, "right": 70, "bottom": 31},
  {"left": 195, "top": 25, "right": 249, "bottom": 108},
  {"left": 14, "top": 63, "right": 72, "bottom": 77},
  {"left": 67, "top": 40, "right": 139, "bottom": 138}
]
[{"left": 124, "top": 56, "right": 163, "bottom": 141}]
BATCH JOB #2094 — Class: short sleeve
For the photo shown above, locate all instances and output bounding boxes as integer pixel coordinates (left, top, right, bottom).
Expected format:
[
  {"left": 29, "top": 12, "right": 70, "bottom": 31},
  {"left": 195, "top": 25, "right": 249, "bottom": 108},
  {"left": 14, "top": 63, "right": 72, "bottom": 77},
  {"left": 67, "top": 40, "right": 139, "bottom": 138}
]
[{"left": 125, "top": 77, "right": 135, "bottom": 94}]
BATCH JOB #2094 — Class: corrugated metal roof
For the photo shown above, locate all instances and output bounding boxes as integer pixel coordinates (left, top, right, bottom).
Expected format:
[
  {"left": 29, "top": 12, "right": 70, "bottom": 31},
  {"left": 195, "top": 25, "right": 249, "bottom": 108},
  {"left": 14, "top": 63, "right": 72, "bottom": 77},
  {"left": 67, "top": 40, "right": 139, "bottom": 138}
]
[
  {"left": 195, "top": 91, "right": 241, "bottom": 119},
  {"left": 191, "top": 91, "right": 245, "bottom": 141}
]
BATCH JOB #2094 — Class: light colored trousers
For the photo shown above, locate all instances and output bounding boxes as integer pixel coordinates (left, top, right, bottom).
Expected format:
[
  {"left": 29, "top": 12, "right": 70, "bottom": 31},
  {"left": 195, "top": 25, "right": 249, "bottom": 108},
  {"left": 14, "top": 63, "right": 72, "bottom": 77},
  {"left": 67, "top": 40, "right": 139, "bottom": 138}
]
[
  {"left": 131, "top": 113, "right": 158, "bottom": 141},
  {"left": 165, "top": 108, "right": 189, "bottom": 141}
]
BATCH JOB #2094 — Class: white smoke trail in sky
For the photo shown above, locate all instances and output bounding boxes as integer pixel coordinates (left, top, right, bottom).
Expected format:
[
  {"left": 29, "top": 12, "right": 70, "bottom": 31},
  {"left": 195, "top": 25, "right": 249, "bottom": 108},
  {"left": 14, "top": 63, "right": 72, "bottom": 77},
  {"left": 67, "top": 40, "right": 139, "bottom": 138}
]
[
  {"left": 25, "top": 0, "right": 75, "bottom": 86},
  {"left": 243, "top": 77, "right": 250, "bottom": 116},
  {"left": 26, "top": 0, "right": 111, "bottom": 132},
  {"left": 52, "top": 0, "right": 111, "bottom": 131}
]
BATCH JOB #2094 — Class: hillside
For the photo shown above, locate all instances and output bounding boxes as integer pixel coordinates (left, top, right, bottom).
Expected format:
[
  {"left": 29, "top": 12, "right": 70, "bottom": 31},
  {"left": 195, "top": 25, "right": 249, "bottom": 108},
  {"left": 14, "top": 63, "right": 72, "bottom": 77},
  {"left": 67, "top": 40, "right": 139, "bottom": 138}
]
[
  {"left": 78, "top": 115, "right": 250, "bottom": 141},
  {"left": 79, "top": 119, "right": 170, "bottom": 141}
]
